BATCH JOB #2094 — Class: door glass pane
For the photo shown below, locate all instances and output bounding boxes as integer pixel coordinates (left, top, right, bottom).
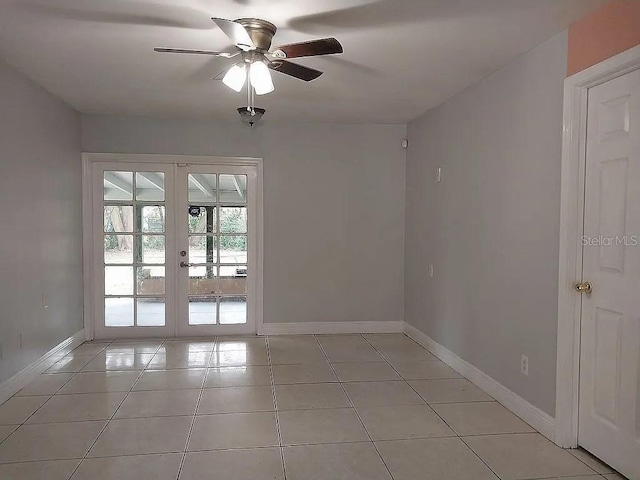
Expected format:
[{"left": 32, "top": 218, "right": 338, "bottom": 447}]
[
  {"left": 102, "top": 168, "right": 169, "bottom": 333},
  {"left": 139, "top": 235, "right": 165, "bottom": 264},
  {"left": 189, "top": 297, "right": 217, "bottom": 325},
  {"left": 100, "top": 167, "right": 252, "bottom": 332},
  {"left": 136, "top": 172, "right": 165, "bottom": 202},
  {"left": 188, "top": 174, "right": 217, "bottom": 202},
  {"left": 219, "top": 174, "right": 246, "bottom": 203},
  {"left": 139, "top": 206, "right": 165, "bottom": 233},
  {"left": 137, "top": 298, "right": 166, "bottom": 326},
  {"left": 104, "top": 206, "right": 134, "bottom": 233},
  {"left": 189, "top": 266, "right": 217, "bottom": 295},
  {"left": 137, "top": 267, "right": 165, "bottom": 295},
  {"left": 105, "top": 266, "right": 133, "bottom": 295},
  {"left": 104, "top": 171, "right": 133, "bottom": 201},
  {"left": 189, "top": 236, "right": 217, "bottom": 264},
  {"left": 188, "top": 206, "right": 216, "bottom": 233},
  {"left": 220, "top": 207, "right": 247, "bottom": 233},
  {"left": 219, "top": 265, "right": 247, "bottom": 295},
  {"left": 104, "top": 235, "right": 133, "bottom": 264},
  {"left": 105, "top": 297, "right": 134, "bottom": 326},
  {"left": 220, "top": 297, "right": 247, "bottom": 324},
  {"left": 220, "top": 236, "right": 247, "bottom": 264}
]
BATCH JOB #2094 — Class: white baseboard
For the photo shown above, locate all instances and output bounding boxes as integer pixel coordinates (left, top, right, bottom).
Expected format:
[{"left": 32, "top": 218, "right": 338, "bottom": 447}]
[
  {"left": 261, "top": 321, "right": 404, "bottom": 335},
  {"left": 404, "top": 322, "right": 556, "bottom": 442},
  {"left": 0, "top": 329, "right": 85, "bottom": 405}
]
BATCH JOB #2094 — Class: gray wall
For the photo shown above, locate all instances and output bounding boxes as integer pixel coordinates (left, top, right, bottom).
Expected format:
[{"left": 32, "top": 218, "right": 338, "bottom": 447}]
[
  {"left": 405, "top": 31, "right": 567, "bottom": 416},
  {"left": 0, "top": 60, "right": 82, "bottom": 384},
  {"left": 82, "top": 116, "right": 407, "bottom": 325}
]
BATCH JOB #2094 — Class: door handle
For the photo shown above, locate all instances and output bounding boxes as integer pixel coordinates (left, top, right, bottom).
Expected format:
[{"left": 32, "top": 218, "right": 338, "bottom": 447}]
[
  {"left": 180, "top": 261, "right": 193, "bottom": 268},
  {"left": 575, "top": 281, "right": 592, "bottom": 294}
]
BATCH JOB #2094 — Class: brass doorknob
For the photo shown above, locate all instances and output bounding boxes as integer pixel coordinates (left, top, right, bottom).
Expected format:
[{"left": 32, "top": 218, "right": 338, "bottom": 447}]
[{"left": 575, "top": 281, "right": 592, "bottom": 294}]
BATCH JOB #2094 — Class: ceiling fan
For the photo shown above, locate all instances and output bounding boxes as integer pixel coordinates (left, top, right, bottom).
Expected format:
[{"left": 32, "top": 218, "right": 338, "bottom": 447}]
[{"left": 154, "top": 18, "right": 343, "bottom": 95}]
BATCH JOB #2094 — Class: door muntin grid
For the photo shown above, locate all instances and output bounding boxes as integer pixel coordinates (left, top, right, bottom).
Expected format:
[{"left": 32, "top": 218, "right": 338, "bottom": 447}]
[
  {"left": 103, "top": 170, "right": 167, "bottom": 327},
  {"left": 187, "top": 174, "right": 248, "bottom": 325}
]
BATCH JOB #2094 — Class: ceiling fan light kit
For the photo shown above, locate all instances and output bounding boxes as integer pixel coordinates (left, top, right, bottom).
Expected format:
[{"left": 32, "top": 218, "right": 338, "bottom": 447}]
[
  {"left": 222, "top": 63, "right": 246, "bottom": 92},
  {"left": 154, "top": 16, "right": 343, "bottom": 123},
  {"left": 249, "top": 61, "right": 274, "bottom": 95}
]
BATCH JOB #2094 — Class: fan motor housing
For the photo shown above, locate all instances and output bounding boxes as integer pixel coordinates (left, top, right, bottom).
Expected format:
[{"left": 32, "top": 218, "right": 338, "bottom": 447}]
[{"left": 235, "top": 18, "right": 277, "bottom": 51}]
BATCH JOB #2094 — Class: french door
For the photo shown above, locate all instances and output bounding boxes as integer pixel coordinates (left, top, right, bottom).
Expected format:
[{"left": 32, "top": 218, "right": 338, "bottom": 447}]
[
  {"left": 176, "top": 164, "right": 255, "bottom": 336},
  {"left": 92, "top": 160, "right": 258, "bottom": 339}
]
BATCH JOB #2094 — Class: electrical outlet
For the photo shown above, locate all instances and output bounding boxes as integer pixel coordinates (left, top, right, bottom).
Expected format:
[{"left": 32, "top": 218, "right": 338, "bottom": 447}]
[
  {"left": 521, "top": 354, "right": 529, "bottom": 376},
  {"left": 428, "top": 264, "right": 434, "bottom": 278}
]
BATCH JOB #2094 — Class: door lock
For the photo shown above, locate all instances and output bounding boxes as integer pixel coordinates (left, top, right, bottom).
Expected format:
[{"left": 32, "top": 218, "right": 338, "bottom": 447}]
[{"left": 575, "top": 281, "right": 592, "bottom": 294}]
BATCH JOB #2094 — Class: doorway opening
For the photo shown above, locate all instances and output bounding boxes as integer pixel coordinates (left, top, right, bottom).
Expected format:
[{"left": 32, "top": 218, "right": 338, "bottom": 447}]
[{"left": 83, "top": 155, "right": 263, "bottom": 340}]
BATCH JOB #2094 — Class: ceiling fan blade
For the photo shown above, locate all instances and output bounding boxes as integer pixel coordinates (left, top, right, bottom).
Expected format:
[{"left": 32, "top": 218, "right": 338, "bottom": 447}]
[
  {"left": 273, "top": 38, "right": 343, "bottom": 59},
  {"left": 287, "top": 1, "right": 539, "bottom": 33},
  {"left": 154, "top": 48, "right": 238, "bottom": 58},
  {"left": 21, "top": 3, "right": 212, "bottom": 30},
  {"left": 211, "top": 18, "right": 255, "bottom": 50},
  {"left": 213, "top": 69, "right": 227, "bottom": 81},
  {"left": 268, "top": 60, "right": 323, "bottom": 82}
]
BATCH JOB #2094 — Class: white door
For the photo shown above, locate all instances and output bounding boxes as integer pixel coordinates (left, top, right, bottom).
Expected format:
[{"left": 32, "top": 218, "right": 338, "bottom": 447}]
[
  {"left": 579, "top": 68, "right": 640, "bottom": 479},
  {"left": 94, "top": 162, "right": 176, "bottom": 339},
  {"left": 176, "top": 164, "right": 258, "bottom": 336},
  {"left": 93, "top": 160, "right": 258, "bottom": 339}
]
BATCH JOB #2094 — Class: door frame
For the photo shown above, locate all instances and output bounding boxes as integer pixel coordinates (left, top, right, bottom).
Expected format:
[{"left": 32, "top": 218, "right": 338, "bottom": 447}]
[
  {"left": 82, "top": 153, "right": 264, "bottom": 340},
  {"left": 555, "top": 44, "right": 640, "bottom": 448}
]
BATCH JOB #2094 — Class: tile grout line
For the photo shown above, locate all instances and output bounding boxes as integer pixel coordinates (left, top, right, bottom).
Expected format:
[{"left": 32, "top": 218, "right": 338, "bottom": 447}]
[
  {"left": 40, "top": 339, "right": 114, "bottom": 392},
  {"left": 0, "top": 339, "right": 117, "bottom": 450},
  {"left": 542, "top": 477, "right": 608, "bottom": 480},
  {"left": 1, "top": 335, "right": 615, "bottom": 479},
  {"left": 43, "top": 340, "right": 114, "bottom": 390},
  {"left": 266, "top": 335, "right": 288, "bottom": 480},
  {"left": 313, "top": 334, "right": 397, "bottom": 480},
  {"left": 564, "top": 448, "right": 619, "bottom": 478},
  {"left": 360, "top": 334, "right": 506, "bottom": 480},
  {"left": 45, "top": 338, "right": 116, "bottom": 381},
  {"left": 174, "top": 336, "right": 218, "bottom": 480},
  {"left": 364, "top": 335, "right": 605, "bottom": 479},
  {"left": 3, "top": 416, "right": 556, "bottom": 432},
  {"left": 368, "top": 334, "right": 607, "bottom": 479},
  {"left": 66, "top": 338, "right": 165, "bottom": 480},
  {"left": 454, "top": 412, "right": 549, "bottom": 471}
]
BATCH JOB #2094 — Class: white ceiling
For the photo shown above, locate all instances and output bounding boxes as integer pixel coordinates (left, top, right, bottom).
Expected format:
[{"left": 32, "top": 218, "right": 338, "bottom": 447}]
[{"left": 0, "top": 0, "right": 606, "bottom": 124}]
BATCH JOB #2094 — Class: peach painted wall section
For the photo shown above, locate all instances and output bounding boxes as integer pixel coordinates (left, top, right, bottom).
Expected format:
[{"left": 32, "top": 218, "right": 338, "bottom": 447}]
[{"left": 567, "top": 0, "right": 640, "bottom": 76}]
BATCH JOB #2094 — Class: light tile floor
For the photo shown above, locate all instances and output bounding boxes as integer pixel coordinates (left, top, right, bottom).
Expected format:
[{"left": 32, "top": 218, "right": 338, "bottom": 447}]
[{"left": 0, "top": 333, "right": 628, "bottom": 480}]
